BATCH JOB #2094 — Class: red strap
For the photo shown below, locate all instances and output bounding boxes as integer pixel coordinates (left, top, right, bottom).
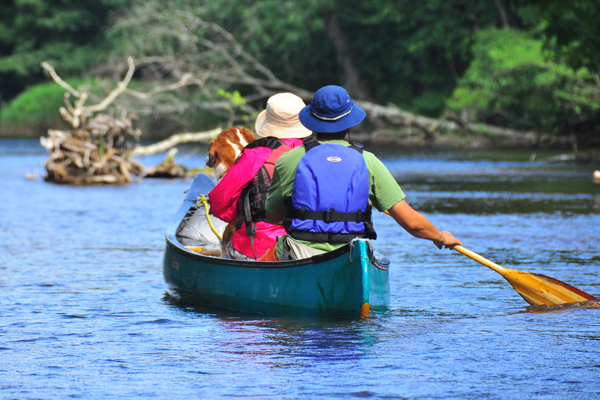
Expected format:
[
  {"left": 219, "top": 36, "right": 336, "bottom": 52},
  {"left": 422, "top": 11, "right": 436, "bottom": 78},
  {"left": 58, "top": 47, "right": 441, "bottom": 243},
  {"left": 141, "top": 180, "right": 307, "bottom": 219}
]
[{"left": 263, "top": 144, "right": 291, "bottom": 177}]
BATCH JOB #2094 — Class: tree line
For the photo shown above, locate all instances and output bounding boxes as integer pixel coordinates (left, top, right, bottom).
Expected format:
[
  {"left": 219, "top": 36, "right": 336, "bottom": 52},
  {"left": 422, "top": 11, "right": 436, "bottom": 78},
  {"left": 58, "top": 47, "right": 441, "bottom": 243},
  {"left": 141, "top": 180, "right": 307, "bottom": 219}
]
[{"left": 1, "top": 0, "right": 599, "bottom": 145}]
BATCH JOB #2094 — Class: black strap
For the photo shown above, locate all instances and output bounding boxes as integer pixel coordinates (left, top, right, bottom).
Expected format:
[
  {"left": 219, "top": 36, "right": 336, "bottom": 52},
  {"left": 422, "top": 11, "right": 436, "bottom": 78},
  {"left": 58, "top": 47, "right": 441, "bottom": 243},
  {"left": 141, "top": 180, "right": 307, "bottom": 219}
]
[
  {"left": 302, "top": 136, "right": 364, "bottom": 154},
  {"left": 243, "top": 190, "right": 255, "bottom": 235},
  {"left": 234, "top": 137, "right": 284, "bottom": 165},
  {"left": 242, "top": 190, "right": 258, "bottom": 259},
  {"left": 303, "top": 136, "right": 320, "bottom": 152},
  {"left": 288, "top": 230, "right": 372, "bottom": 243},
  {"left": 349, "top": 142, "right": 364, "bottom": 153},
  {"left": 244, "top": 136, "right": 284, "bottom": 150},
  {"left": 290, "top": 207, "right": 372, "bottom": 223},
  {"left": 240, "top": 184, "right": 269, "bottom": 223}
]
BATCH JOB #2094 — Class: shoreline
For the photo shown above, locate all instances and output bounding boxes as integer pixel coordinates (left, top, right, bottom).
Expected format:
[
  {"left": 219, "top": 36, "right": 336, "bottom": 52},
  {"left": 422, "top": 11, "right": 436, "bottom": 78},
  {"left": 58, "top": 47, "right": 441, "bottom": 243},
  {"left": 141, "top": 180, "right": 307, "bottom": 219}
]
[{"left": 3, "top": 130, "right": 600, "bottom": 164}]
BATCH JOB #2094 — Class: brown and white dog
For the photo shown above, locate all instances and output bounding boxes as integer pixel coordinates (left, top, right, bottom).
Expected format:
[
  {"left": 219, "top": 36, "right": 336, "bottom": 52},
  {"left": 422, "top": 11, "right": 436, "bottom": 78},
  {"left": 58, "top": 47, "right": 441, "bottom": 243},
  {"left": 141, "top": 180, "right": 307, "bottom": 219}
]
[
  {"left": 206, "top": 127, "right": 257, "bottom": 256},
  {"left": 206, "top": 127, "right": 257, "bottom": 182}
]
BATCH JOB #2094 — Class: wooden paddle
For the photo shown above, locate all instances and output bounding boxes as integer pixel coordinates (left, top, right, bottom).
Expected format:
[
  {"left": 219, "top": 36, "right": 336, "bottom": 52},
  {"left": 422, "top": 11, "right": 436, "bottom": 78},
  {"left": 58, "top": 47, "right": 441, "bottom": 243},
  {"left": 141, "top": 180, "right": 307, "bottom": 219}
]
[
  {"left": 453, "top": 245, "right": 597, "bottom": 306},
  {"left": 381, "top": 209, "right": 596, "bottom": 306}
]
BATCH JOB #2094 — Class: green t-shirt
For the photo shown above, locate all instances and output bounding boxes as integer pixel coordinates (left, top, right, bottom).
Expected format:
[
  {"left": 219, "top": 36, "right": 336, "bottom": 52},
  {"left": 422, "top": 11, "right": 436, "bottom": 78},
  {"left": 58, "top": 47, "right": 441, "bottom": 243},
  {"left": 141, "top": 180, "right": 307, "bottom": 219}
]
[{"left": 265, "top": 139, "right": 405, "bottom": 255}]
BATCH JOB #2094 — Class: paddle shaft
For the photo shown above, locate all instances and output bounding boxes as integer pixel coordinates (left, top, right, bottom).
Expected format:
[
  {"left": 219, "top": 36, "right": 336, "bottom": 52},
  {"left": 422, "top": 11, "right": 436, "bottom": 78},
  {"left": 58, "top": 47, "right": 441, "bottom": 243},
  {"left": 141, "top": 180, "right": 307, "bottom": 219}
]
[{"left": 453, "top": 245, "right": 507, "bottom": 276}]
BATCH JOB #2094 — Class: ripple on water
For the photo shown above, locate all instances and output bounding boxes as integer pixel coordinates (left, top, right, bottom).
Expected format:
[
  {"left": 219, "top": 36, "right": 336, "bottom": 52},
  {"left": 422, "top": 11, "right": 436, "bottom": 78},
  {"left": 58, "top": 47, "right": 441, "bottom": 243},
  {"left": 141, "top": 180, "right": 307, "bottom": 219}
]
[{"left": 1, "top": 142, "right": 600, "bottom": 398}]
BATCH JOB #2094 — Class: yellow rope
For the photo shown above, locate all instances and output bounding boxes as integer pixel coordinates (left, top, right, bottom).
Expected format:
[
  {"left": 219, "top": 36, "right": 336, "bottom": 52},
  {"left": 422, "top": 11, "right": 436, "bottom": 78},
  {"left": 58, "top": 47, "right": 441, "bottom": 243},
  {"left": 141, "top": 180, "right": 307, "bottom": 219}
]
[{"left": 199, "top": 195, "right": 223, "bottom": 241}]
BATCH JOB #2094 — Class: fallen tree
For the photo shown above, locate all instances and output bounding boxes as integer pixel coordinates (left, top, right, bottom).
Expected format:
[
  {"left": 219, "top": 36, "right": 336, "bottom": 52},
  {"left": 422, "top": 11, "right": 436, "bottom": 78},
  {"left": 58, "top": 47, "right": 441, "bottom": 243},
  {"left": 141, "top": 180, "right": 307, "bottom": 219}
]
[{"left": 131, "top": 127, "right": 221, "bottom": 157}]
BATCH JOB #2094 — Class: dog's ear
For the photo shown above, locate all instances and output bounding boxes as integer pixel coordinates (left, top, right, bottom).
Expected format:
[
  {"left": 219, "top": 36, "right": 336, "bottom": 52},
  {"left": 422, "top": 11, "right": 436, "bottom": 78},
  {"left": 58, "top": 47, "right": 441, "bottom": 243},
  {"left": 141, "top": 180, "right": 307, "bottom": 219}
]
[
  {"left": 205, "top": 154, "right": 215, "bottom": 168},
  {"left": 206, "top": 146, "right": 219, "bottom": 168}
]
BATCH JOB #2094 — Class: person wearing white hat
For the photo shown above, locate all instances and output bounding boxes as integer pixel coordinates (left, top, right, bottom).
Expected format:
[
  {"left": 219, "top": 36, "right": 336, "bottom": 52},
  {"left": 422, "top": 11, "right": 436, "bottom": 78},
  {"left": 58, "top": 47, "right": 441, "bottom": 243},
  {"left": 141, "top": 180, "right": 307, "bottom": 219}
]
[
  {"left": 254, "top": 93, "right": 313, "bottom": 139},
  {"left": 209, "top": 93, "right": 311, "bottom": 260}
]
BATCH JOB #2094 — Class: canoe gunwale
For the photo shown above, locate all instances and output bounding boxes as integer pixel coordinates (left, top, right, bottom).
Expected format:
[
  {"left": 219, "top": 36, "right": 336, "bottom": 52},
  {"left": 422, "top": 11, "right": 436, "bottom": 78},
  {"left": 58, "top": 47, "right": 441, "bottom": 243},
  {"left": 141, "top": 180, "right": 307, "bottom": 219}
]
[{"left": 166, "top": 232, "right": 352, "bottom": 269}]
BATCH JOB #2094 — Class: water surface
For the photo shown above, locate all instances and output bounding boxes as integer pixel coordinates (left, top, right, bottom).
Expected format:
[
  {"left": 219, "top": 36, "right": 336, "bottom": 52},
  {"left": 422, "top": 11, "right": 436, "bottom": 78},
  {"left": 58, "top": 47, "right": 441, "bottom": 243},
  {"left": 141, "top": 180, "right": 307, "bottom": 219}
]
[{"left": 1, "top": 140, "right": 599, "bottom": 399}]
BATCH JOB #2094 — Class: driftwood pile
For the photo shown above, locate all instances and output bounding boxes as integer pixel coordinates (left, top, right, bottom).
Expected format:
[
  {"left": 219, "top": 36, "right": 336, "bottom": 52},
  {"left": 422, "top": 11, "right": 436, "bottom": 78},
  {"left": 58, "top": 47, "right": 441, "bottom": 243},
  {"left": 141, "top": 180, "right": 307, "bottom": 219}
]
[
  {"left": 39, "top": 57, "right": 210, "bottom": 184},
  {"left": 40, "top": 113, "right": 146, "bottom": 184}
]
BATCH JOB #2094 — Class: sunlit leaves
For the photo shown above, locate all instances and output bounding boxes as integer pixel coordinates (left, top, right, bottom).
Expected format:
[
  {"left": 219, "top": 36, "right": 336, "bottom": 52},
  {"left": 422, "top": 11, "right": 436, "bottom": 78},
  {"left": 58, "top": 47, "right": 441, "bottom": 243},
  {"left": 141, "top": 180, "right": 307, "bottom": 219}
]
[{"left": 448, "top": 27, "right": 600, "bottom": 133}]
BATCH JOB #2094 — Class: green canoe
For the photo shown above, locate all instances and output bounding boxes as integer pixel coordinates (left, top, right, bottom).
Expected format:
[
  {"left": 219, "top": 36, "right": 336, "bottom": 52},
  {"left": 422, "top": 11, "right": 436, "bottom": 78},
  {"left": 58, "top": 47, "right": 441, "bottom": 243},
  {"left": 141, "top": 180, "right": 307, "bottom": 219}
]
[{"left": 162, "top": 173, "right": 390, "bottom": 318}]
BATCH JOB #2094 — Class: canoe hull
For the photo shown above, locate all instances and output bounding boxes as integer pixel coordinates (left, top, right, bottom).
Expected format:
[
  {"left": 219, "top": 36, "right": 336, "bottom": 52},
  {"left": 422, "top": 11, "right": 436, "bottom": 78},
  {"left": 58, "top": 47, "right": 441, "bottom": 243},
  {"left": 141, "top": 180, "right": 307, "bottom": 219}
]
[{"left": 162, "top": 173, "right": 390, "bottom": 319}]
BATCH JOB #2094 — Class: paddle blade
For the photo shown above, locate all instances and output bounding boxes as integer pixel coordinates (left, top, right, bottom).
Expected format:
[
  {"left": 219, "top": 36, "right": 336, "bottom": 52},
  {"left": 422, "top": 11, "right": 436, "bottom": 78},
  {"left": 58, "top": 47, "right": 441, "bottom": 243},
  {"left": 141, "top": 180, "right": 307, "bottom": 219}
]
[
  {"left": 454, "top": 245, "right": 597, "bottom": 306},
  {"left": 500, "top": 268, "right": 597, "bottom": 306}
]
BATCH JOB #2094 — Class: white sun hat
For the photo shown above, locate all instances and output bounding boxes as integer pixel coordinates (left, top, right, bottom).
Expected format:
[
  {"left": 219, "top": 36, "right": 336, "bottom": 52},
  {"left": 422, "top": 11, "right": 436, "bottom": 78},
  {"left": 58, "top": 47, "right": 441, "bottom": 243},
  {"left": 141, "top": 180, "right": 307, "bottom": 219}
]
[{"left": 255, "top": 93, "right": 312, "bottom": 138}]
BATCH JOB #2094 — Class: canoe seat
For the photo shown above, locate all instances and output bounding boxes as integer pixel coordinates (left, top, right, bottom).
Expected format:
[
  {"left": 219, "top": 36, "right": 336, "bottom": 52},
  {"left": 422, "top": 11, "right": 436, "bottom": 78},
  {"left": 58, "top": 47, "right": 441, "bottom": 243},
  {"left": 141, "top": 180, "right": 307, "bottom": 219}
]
[{"left": 186, "top": 246, "right": 221, "bottom": 257}]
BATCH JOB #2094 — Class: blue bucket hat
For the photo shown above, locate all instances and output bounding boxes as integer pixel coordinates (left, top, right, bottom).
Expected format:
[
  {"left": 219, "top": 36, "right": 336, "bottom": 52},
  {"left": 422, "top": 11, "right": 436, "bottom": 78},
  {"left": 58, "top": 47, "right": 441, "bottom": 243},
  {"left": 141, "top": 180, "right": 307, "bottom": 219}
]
[{"left": 298, "top": 85, "right": 366, "bottom": 133}]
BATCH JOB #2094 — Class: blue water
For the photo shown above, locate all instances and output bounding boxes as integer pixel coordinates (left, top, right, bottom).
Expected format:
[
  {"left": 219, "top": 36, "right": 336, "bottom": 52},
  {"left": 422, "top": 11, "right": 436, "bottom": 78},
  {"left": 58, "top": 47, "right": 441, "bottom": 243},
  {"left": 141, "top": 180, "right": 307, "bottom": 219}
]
[{"left": 1, "top": 139, "right": 599, "bottom": 399}]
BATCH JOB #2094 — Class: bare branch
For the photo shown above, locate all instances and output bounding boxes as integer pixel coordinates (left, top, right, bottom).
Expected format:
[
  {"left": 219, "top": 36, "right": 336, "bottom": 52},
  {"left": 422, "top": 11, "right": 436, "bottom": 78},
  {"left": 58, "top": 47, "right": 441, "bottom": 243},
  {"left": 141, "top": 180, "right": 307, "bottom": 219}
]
[
  {"left": 86, "top": 57, "right": 136, "bottom": 113},
  {"left": 40, "top": 62, "right": 81, "bottom": 97},
  {"left": 123, "top": 72, "right": 209, "bottom": 99},
  {"left": 131, "top": 127, "right": 222, "bottom": 157}
]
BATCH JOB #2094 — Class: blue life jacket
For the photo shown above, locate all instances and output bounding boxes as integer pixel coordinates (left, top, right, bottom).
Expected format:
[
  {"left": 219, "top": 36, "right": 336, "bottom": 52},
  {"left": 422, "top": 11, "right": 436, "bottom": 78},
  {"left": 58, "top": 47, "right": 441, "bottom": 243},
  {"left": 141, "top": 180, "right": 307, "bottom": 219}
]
[{"left": 284, "top": 136, "right": 376, "bottom": 243}]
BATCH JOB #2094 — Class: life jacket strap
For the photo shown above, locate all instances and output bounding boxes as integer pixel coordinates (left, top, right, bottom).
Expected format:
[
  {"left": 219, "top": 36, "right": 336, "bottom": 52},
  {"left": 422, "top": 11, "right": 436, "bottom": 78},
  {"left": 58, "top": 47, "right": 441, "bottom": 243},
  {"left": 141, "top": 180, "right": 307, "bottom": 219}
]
[
  {"left": 244, "top": 136, "right": 284, "bottom": 151},
  {"left": 290, "top": 206, "right": 372, "bottom": 223},
  {"left": 238, "top": 137, "right": 292, "bottom": 224},
  {"left": 349, "top": 142, "right": 364, "bottom": 153},
  {"left": 303, "top": 136, "right": 320, "bottom": 152},
  {"left": 288, "top": 229, "right": 375, "bottom": 243},
  {"left": 303, "top": 136, "right": 365, "bottom": 154},
  {"left": 233, "top": 136, "right": 285, "bottom": 164}
]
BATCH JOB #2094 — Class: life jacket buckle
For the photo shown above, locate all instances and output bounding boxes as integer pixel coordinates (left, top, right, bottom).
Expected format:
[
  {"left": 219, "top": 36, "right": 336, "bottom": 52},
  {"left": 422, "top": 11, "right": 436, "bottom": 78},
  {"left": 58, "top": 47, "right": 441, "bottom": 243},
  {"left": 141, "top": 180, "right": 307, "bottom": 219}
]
[
  {"left": 323, "top": 208, "right": 335, "bottom": 223},
  {"left": 350, "top": 142, "right": 364, "bottom": 152},
  {"left": 299, "top": 206, "right": 306, "bottom": 220}
]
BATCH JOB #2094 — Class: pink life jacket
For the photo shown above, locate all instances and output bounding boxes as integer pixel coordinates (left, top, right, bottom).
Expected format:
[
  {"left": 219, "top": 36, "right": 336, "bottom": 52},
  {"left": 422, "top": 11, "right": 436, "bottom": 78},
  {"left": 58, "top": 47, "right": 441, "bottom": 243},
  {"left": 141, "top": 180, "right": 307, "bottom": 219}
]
[
  {"left": 237, "top": 137, "right": 295, "bottom": 258},
  {"left": 208, "top": 137, "right": 302, "bottom": 258}
]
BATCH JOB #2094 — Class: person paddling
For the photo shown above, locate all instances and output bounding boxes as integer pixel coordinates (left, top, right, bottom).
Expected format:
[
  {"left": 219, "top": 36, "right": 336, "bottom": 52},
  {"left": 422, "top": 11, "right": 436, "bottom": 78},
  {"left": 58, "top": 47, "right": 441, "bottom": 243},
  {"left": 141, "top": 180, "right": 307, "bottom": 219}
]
[{"left": 261, "top": 85, "right": 462, "bottom": 261}]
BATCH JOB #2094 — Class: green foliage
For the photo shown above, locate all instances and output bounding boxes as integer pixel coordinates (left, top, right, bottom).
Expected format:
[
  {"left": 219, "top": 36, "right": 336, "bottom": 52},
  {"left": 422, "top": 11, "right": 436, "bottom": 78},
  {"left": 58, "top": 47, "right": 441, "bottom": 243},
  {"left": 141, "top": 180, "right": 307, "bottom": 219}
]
[
  {"left": 217, "top": 89, "right": 246, "bottom": 107},
  {"left": 198, "top": 0, "right": 507, "bottom": 115},
  {"left": 0, "top": 79, "right": 94, "bottom": 133},
  {"left": 190, "top": 0, "right": 507, "bottom": 116},
  {"left": 0, "top": 0, "right": 118, "bottom": 102},
  {"left": 448, "top": 28, "right": 600, "bottom": 133},
  {"left": 520, "top": 0, "right": 600, "bottom": 72},
  {"left": 338, "top": 0, "right": 499, "bottom": 114},
  {"left": 2, "top": 82, "right": 67, "bottom": 125},
  {"left": 199, "top": 0, "right": 338, "bottom": 93},
  {"left": 2, "top": 0, "right": 600, "bottom": 140}
]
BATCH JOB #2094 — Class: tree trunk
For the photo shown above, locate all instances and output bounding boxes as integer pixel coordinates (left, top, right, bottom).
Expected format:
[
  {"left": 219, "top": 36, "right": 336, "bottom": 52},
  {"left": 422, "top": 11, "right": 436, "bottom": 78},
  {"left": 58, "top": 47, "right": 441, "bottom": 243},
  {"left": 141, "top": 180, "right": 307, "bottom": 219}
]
[
  {"left": 322, "top": 8, "right": 370, "bottom": 101},
  {"left": 493, "top": 0, "right": 509, "bottom": 27}
]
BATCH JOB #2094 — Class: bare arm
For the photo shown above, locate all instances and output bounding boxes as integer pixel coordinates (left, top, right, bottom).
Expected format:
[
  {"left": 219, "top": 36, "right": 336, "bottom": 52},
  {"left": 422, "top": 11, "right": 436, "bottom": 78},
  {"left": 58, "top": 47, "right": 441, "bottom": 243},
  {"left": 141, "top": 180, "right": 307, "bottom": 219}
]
[{"left": 387, "top": 200, "right": 462, "bottom": 249}]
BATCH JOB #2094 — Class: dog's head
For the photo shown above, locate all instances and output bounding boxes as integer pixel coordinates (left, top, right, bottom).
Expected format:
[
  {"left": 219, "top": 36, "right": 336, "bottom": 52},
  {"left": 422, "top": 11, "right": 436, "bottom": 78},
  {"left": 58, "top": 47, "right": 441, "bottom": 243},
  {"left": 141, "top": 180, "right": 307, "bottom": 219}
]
[{"left": 206, "top": 127, "right": 257, "bottom": 181}]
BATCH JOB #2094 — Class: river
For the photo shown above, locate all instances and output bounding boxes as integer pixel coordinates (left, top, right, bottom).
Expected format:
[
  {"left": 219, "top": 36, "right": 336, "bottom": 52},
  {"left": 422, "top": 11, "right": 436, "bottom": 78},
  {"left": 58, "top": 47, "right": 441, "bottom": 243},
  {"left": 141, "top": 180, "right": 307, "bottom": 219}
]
[{"left": 1, "top": 139, "right": 599, "bottom": 399}]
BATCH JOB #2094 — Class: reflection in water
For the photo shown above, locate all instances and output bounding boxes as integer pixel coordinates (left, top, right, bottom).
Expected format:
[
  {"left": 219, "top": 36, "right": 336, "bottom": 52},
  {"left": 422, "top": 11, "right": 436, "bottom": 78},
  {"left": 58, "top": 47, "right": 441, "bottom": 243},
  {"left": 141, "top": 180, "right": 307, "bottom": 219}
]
[{"left": 163, "top": 294, "right": 380, "bottom": 364}]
